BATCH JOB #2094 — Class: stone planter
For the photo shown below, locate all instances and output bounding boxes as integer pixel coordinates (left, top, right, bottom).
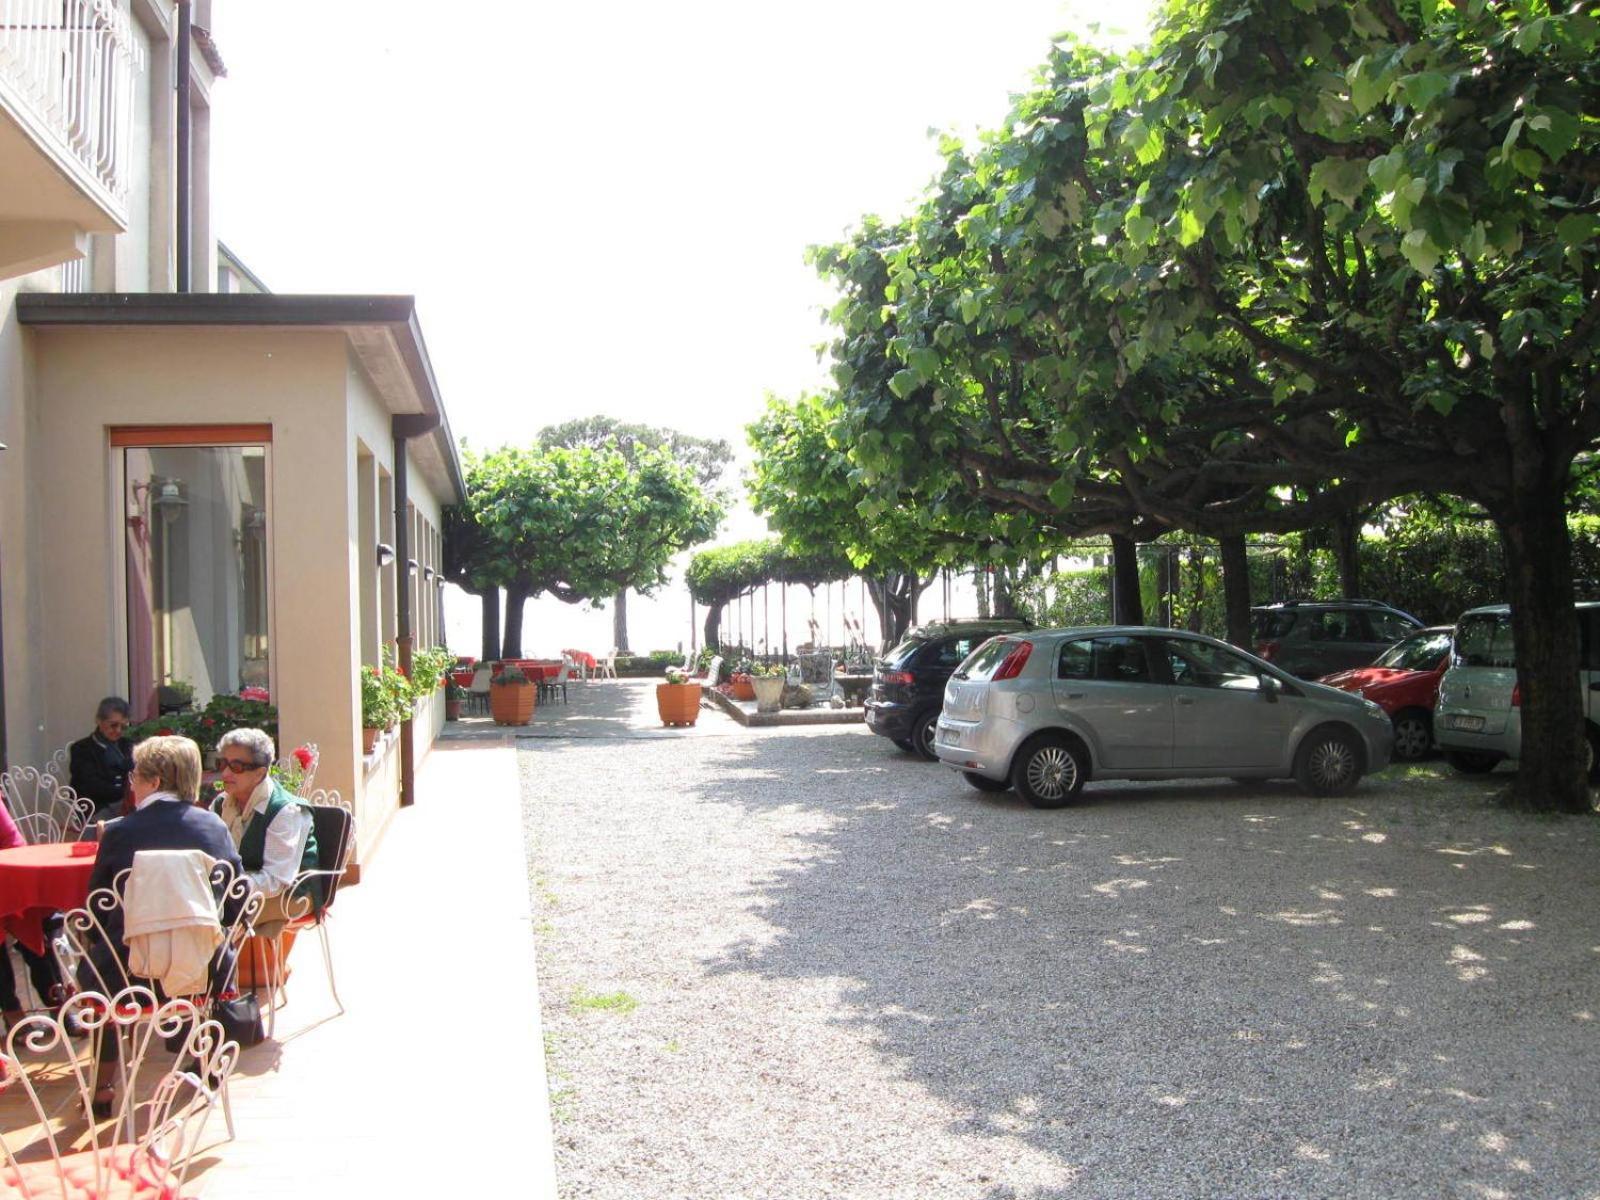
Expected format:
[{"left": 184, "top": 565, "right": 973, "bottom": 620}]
[
  {"left": 656, "top": 682, "right": 703, "bottom": 727},
  {"left": 751, "top": 675, "right": 785, "bottom": 713},
  {"left": 490, "top": 681, "right": 537, "bottom": 726}
]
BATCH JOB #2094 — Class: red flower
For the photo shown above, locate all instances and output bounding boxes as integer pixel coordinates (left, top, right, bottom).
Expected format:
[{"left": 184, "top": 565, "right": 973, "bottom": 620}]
[
  {"left": 202, "top": 718, "right": 216, "bottom": 727},
  {"left": 156, "top": 727, "right": 175, "bottom": 736},
  {"left": 293, "top": 746, "right": 314, "bottom": 770}
]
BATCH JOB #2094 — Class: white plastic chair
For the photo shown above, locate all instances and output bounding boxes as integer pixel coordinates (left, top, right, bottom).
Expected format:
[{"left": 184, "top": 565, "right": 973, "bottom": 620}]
[
  {"left": 596, "top": 649, "right": 618, "bottom": 680},
  {"left": 1, "top": 994, "right": 238, "bottom": 1196},
  {"left": 468, "top": 664, "right": 493, "bottom": 713}
]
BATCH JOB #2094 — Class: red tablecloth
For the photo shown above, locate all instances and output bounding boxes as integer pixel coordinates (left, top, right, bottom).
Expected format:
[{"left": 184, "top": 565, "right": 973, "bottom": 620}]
[
  {"left": 450, "top": 669, "right": 477, "bottom": 688},
  {"left": 0, "top": 842, "right": 98, "bottom": 955},
  {"left": 562, "top": 649, "right": 597, "bottom": 670}
]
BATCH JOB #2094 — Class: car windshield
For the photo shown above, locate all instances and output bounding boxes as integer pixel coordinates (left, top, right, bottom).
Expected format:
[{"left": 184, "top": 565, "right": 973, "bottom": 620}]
[
  {"left": 954, "top": 637, "right": 1016, "bottom": 681},
  {"left": 1374, "top": 629, "right": 1453, "bottom": 671},
  {"left": 1253, "top": 610, "right": 1297, "bottom": 639},
  {"left": 1454, "top": 613, "right": 1515, "bottom": 668}
]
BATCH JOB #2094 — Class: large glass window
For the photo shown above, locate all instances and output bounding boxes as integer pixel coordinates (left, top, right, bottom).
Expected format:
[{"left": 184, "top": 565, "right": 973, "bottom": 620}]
[{"left": 122, "top": 440, "right": 271, "bottom": 721}]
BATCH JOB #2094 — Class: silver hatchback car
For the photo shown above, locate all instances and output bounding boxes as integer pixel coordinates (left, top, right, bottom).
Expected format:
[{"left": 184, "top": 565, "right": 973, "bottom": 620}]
[{"left": 934, "top": 627, "right": 1395, "bottom": 807}]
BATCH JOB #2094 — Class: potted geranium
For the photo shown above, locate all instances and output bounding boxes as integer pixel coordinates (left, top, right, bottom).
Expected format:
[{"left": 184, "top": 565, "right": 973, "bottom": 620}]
[
  {"left": 490, "top": 665, "right": 537, "bottom": 726},
  {"left": 445, "top": 681, "right": 466, "bottom": 721},
  {"left": 656, "top": 665, "right": 702, "bottom": 727},
  {"left": 360, "top": 666, "right": 394, "bottom": 753},
  {"left": 750, "top": 663, "right": 787, "bottom": 713}
]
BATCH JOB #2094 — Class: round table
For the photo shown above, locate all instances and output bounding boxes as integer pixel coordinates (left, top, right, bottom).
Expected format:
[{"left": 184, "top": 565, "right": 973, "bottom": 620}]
[{"left": 0, "top": 843, "right": 98, "bottom": 955}]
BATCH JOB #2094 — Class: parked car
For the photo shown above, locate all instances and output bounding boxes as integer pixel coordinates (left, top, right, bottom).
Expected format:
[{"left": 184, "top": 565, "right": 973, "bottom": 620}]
[
  {"left": 934, "top": 626, "right": 1394, "bottom": 807},
  {"left": 1251, "top": 599, "right": 1424, "bottom": 678},
  {"left": 865, "top": 619, "right": 1031, "bottom": 759},
  {"left": 1434, "top": 602, "right": 1600, "bottom": 776},
  {"left": 1317, "top": 626, "right": 1454, "bottom": 761}
]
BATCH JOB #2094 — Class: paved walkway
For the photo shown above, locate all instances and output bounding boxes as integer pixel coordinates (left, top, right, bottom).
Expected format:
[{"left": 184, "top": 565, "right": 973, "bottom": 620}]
[{"left": 191, "top": 734, "right": 556, "bottom": 1197}]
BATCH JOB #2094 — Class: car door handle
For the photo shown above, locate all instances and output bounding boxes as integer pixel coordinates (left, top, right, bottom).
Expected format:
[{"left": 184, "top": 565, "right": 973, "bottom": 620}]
[
  {"left": 1062, "top": 692, "right": 1084, "bottom": 700},
  {"left": 1176, "top": 696, "right": 1195, "bottom": 706}
]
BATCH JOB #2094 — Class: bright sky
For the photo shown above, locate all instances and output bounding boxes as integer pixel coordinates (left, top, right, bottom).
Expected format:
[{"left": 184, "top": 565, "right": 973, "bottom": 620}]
[{"left": 210, "top": 0, "right": 1154, "bottom": 655}]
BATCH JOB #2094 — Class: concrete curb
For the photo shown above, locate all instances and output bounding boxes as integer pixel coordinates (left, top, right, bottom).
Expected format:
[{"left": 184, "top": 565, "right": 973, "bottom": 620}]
[{"left": 704, "top": 687, "right": 865, "bottom": 727}]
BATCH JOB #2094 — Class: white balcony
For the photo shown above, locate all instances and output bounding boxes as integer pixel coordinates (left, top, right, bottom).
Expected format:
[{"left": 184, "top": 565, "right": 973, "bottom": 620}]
[{"left": 0, "top": 0, "right": 140, "bottom": 280}]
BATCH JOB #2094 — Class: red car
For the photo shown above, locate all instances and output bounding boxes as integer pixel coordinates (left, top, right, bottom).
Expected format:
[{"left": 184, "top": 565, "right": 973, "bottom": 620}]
[{"left": 1317, "top": 626, "right": 1454, "bottom": 762}]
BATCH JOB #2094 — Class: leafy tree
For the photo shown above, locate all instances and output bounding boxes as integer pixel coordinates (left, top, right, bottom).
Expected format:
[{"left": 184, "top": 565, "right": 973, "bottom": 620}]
[
  {"left": 443, "top": 443, "right": 723, "bottom": 657},
  {"left": 538, "top": 417, "right": 732, "bottom": 652},
  {"left": 684, "top": 538, "right": 854, "bottom": 651}
]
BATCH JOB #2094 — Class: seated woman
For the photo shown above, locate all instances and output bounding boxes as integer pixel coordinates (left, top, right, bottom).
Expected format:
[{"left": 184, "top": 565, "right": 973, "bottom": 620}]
[
  {"left": 210, "top": 728, "right": 321, "bottom": 939},
  {"left": 80, "top": 735, "right": 243, "bottom": 1116},
  {"left": 68, "top": 697, "right": 136, "bottom": 824}
]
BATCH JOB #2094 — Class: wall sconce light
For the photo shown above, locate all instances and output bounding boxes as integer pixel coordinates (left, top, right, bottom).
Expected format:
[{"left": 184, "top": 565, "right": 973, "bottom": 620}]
[
  {"left": 406, "top": 558, "right": 419, "bottom": 576},
  {"left": 422, "top": 565, "right": 435, "bottom": 581},
  {"left": 376, "top": 542, "right": 396, "bottom": 568},
  {"left": 435, "top": 575, "right": 447, "bottom": 588},
  {"left": 152, "top": 478, "right": 187, "bottom": 523}
]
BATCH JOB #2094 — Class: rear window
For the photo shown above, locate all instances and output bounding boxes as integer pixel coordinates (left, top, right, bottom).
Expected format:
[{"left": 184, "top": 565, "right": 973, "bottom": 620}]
[
  {"left": 881, "top": 637, "right": 928, "bottom": 669},
  {"left": 1253, "top": 610, "right": 1297, "bottom": 640},
  {"left": 954, "top": 637, "right": 1020, "bottom": 682},
  {"left": 1455, "top": 613, "right": 1515, "bottom": 668}
]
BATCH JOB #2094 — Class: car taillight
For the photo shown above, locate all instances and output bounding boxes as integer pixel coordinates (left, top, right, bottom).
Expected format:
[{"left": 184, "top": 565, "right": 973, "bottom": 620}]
[
  {"left": 991, "top": 640, "right": 1034, "bottom": 681},
  {"left": 1257, "top": 641, "right": 1280, "bottom": 661},
  {"left": 1511, "top": 682, "right": 1521, "bottom": 708},
  {"left": 880, "top": 671, "right": 914, "bottom": 686}
]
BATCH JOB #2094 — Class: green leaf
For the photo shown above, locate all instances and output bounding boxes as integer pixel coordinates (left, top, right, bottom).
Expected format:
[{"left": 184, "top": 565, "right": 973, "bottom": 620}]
[
  {"left": 1557, "top": 214, "right": 1600, "bottom": 248},
  {"left": 1398, "top": 71, "right": 1449, "bottom": 112},
  {"left": 1400, "top": 228, "right": 1441, "bottom": 274},
  {"left": 1047, "top": 478, "right": 1076, "bottom": 509},
  {"left": 1511, "top": 148, "right": 1543, "bottom": 179},
  {"left": 1308, "top": 157, "right": 1371, "bottom": 207},
  {"left": 1525, "top": 107, "right": 1579, "bottom": 161},
  {"left": 1124, "top": 211, "right": 1157, "bottom": 245},
  {"left": 888, "top": 370, "right": 920, "bottom": 400},
  {"left": 1348, "top": 58, "right": 1387, "bottom": 115}
]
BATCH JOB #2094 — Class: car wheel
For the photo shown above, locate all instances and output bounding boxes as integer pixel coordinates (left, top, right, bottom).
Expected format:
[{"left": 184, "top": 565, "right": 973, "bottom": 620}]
[
  {"left": 891, "top": 737, "right": 916, "bottom": 754},
  {"left": 963, "top": 771, "right": 1011, "bottom": 793},
  {"left": 912, "top": 711, "right": 940, "bottom": 761},
  {"left": 1390, "top": 709, "right": 1433, "bottom": 762},
  {"left": 1011, "top": 734, "right": 1087, "bottom": 809},
  {"left": 1446, "top": 750, "right": 1498, "bottom": 775},
  {"left": 1294, "top": 725, "right": 1364, "bottom": 797}
]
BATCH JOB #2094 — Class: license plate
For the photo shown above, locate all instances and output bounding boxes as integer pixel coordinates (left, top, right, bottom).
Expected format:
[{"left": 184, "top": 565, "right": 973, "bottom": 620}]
[
  {"left": 865, "top": 708, "right": 877, "bottom": 726},
  {"left": 1449, "top": 714, "right": 1485, "bottom": 732},
  {"left": 939, "top": 724, "right": 963, "bottom": 748}
]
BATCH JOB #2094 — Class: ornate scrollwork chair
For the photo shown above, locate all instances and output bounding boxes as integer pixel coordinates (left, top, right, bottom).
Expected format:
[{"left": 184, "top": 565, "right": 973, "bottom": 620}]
[{"left": 1, "top": 767, "right": 94, "bottom": 845}]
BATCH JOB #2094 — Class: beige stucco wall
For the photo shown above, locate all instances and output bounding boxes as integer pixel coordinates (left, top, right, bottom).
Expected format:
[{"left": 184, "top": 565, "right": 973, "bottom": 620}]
[{"left": 20, "top": 325, "right": 454, "bottom": 865}]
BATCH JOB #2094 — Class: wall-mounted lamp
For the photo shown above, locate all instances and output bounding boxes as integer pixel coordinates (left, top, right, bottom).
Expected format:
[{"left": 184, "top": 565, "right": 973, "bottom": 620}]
[
  {"left": 152, "top": 478, "right": 187, "bottom": 523},
  {"left": 406, "top": 558, "right": 419, "bottom": 576},
  {"left": 422, "top": 565, "right": 435, "bottom": 581},
  {"left": 435, "top": 575, "right": 447, "bottom": 588},
  {"left": 376, "top": 542, "right": 396, "bottom": 568}
]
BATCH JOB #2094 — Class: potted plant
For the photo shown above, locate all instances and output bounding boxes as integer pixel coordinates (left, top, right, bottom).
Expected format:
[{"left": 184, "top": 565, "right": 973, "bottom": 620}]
[
  {"left": 445, "top": 681, "right": 467, "bottom": 721},
  {"left": 750, "top": 663, "right": 787, "bottom": 713},
  {"left": 490, "top": 665, "right": 537, "bottom": 726},
  {"left": 359, "top": 666, "right": 394, "bottom": 753},
  {"left": 656, "top": 665, "right": 702, "bottom": 727}
]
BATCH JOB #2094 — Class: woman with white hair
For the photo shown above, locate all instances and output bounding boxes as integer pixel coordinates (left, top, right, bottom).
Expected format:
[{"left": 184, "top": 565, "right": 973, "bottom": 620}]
[{"left": 210, "top": 728, "right": 321, "bottom": 936}]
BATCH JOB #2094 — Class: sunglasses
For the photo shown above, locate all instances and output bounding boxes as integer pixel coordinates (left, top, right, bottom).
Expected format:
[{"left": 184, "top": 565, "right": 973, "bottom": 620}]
[{"left": 218, "top": 757, "right": 263, "bottom": 774}]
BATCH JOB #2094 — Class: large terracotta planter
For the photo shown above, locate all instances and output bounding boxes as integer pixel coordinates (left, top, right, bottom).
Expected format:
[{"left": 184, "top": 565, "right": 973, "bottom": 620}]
[
  {"left": 656, "top": 682, "right": 703, "bottom": 727},
  {"left": 751, "top": 675, "right": 785, "bottom": 713},
  {"left": 490, "top": 681, "right": 537, "bottom": 726},
  {"left": 730, "top": 674, "right": 756, "bottom": 701}
]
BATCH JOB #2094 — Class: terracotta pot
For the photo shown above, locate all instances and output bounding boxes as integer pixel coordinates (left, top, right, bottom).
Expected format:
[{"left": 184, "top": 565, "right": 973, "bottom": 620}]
[
  {"left": 751, "top": 675, "right": 785, "bottom": 713},
  {"left": 445, "top": 698, "right": 463, "bottom": 721},
  {"left": 656, "top": 682, "right": 703, "bottom": 727},
  {"left": 730, "top": 674, "right": 756, "bottom": 701},
  {"left": 490, "top": 680, "right": 537, "bottom": 726},
  {"left": 361, "top": 727, "right": 381, "bottom": 754}
]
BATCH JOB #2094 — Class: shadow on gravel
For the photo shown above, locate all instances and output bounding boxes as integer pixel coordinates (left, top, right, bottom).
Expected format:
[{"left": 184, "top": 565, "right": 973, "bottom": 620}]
[{"left": 690, "top": 731, "right": 1600, "bottom": 1199}]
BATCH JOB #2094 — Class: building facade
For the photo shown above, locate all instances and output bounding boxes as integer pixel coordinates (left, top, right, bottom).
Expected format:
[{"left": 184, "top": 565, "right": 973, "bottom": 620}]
[{"left": 0, "top": 1, "right": 461, "bottom": 864}]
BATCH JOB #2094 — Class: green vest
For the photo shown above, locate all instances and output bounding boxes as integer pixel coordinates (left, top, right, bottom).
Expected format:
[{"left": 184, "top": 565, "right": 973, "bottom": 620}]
[{"left": 224, "top": 782, "right": 323, "bottom": 914}]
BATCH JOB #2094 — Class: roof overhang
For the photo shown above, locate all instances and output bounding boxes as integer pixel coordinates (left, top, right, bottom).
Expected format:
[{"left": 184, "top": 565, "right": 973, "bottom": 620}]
[{"left": 17, "top": 292, "right": 465, "bottom": 503}]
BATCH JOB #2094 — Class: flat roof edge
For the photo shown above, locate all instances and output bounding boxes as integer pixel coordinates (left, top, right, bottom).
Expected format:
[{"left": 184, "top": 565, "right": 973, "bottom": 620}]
[{"left": 17, "top": 292, "right": 417, "bottom": 327}]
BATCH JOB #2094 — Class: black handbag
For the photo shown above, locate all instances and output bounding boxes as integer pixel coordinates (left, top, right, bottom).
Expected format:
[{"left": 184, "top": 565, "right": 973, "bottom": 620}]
[{"left": 164, "top": 991, "right": 264, "bottom": 1052}]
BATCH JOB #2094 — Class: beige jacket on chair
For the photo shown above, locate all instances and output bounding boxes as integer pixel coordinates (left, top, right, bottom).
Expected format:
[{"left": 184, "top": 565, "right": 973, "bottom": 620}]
[{"left": 123, "top": 849, "right": 223, "bottom": 997}]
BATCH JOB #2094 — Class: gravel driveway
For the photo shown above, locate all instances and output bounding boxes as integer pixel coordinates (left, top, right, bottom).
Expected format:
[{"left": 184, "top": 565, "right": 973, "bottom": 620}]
[{"left": 521, "top": 720, "right": 1600, "bottom": 1199}]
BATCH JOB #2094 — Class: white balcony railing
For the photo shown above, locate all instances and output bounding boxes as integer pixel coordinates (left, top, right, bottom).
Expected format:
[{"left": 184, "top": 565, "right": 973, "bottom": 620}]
[{"left": 0, "top": 0, "right": 141, "bottom": 212}]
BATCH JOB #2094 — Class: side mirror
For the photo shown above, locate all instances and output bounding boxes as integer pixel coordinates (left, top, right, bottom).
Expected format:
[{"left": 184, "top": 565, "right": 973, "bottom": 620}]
[{"left": 1258, "top": 674, "right": 1281, "bottom": 702}]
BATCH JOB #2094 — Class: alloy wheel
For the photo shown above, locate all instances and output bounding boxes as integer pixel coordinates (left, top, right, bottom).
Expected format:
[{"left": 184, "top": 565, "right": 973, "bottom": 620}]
[
  {"left": 1025, "top": 745, "right": 1078, "bottom": 801},
  {"left": 1307, "top": 737, "right": 1357, "bottom": 790}
]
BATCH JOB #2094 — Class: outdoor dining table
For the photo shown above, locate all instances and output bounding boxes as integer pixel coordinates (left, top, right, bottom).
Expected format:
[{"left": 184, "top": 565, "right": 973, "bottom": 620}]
[{"left": 0, "top": 842, "right": 97, "bottom": 955}]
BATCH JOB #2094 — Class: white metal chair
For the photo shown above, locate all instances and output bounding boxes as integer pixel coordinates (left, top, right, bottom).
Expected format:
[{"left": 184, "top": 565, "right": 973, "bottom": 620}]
[
  {"left": 41, "top": 747, "right": 70, "bottom": 782},
  {"left": 62, "top": 859, "right": 264, "bottom": 1140},
  {"left": 2, "top": 765, "right": 94, "bottom": 844},
  {"left": 254, "top": 790, "right": 356, "bottom": 1038},
  {"left": 1, "top": 994, "right": 238, "bottom": 1198},
  {"left": 468, "top": 664, "right": 493, "bottom": 714},
  {"left": 275, "top": 742, "right": 320, "bottom": 796}
]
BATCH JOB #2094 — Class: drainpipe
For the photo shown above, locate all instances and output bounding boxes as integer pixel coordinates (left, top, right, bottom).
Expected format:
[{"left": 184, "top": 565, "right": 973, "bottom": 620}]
[
  {"left": 392, "top": 414, "right": 439, "bottom": 808},
  {"left": 175, "top": 1, "right": 192, "bottom": 292}
]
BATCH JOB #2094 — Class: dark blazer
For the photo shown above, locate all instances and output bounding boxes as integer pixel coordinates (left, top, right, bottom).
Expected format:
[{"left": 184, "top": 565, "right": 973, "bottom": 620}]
[
  {"left": 80, "top": 797, "right": 245, "bottom": 997},
  {"left": 68, "top": 733, "right": 135, "bottom": 813}
]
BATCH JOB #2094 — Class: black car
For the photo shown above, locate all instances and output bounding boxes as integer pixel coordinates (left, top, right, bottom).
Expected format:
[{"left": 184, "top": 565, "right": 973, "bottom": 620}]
[
  {"left": 1250, "top": 598, "right": 1423, "bottom": 679},
  {"left": 864, "top": 619, "right": 1032, "bottom": 759}
]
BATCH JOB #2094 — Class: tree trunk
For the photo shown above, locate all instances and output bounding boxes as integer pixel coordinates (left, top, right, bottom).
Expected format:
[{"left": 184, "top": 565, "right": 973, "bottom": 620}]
[
  {"left": 866, "top": 574, "right": 916, "bottom": 647},
  {"left": 1220, "top": 534, "right": 1252, "bottom": 649},
  {"left": 612, "top": 588, "right": 630, "bottom": 654},
  {"left": 993, "top": 566, "right": 1020, "bottom": 619},
  {"left": 1333, "top": 512, "right": 1362, "bottom": 596},
  {"left": 1110, "top": 534, "right": 1144, "bottom": 625},
  {"left": 1153, "top": 545, "right": 1173, "bottom": 627},
  {"left": 1186, "top": 545, "right": 1206, "bottom": 633},
  {"left": 1488, "top": 482, "right": 1589, "bottom": 812},
  {"left": 501, "top": 582, "right": 530, "bottom": 659},
  {"left": 703, "top": 601, "right": 723, "bottom": 651},
  {"left": 976, "top": 566, "right": 991, "bottom": 618},
  {"left": 480, "top": 589, "right": 501, "bottom": 662}
]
